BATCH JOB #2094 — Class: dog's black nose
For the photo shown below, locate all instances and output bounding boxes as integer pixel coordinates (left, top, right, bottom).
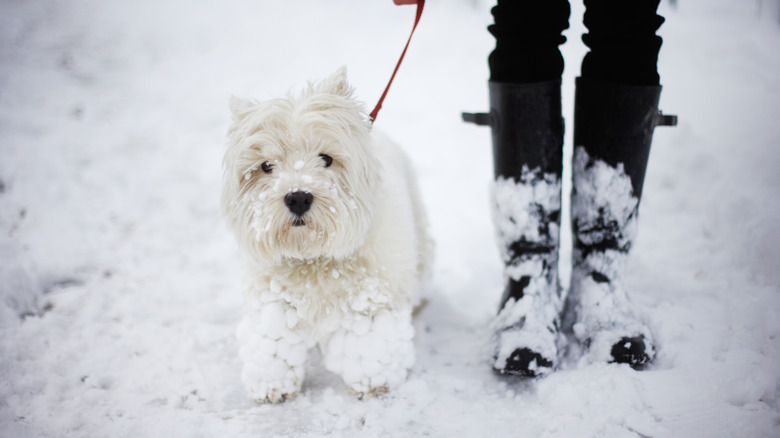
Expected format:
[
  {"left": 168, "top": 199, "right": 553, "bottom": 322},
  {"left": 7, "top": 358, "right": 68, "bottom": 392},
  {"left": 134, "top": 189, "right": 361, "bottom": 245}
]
[{"left": 284, "top": 191, "right": 313, "bottom": 217}]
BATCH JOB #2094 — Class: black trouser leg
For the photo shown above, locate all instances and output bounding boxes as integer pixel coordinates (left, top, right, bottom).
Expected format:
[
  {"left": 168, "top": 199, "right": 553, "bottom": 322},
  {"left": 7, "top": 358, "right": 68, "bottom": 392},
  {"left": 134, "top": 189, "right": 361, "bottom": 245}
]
[
  {"left": 488, "top": 0, "right": 571, "bottom": 83},
  {"left": 581, "top": 0, "right": 664, "bottom": 86}
]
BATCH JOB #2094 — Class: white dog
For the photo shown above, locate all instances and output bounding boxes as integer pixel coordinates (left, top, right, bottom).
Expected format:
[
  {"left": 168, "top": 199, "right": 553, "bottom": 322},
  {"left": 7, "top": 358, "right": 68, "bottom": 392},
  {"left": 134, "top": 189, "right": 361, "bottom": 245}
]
[{"left": 222, "top": 68, "right": 432, "bottom": 403}]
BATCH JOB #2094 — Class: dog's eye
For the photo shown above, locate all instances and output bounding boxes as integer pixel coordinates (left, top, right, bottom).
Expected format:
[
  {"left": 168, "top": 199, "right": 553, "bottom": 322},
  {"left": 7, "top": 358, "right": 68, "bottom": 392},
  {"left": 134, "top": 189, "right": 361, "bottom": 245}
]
[
  {"left": 319, "top": 154, "right": 333, "bottom": 168},
  {"left": 261, "top": 161, "right": 274, "bottom": 173}
]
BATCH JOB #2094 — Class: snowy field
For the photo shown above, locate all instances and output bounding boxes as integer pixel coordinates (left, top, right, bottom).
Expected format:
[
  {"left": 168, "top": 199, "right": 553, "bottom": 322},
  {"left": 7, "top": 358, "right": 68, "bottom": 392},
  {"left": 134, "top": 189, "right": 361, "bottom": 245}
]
[{"left": 1, "top": 0, "right": 779, "bottom": 436}]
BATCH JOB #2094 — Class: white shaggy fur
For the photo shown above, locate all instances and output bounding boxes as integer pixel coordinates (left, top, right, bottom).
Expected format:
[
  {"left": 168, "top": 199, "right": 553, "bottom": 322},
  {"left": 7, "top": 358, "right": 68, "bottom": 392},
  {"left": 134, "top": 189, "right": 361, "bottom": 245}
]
[{"left": 222, "top": 68, "right": 432, "bottom": 403}]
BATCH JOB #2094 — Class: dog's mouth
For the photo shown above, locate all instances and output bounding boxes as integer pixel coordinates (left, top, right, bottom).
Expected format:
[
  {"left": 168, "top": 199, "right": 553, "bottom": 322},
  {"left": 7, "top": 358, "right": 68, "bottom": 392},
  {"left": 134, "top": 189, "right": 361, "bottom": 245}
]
[{"left": 292, "top": 218, "right": 306, "bottom": 227}]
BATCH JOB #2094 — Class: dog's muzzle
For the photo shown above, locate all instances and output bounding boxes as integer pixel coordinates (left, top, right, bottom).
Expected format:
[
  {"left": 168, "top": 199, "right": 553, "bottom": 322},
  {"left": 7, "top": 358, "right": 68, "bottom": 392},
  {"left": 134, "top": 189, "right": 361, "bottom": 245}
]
[{"left": 285, "top": 191, "right": 313, "bottom": 226}]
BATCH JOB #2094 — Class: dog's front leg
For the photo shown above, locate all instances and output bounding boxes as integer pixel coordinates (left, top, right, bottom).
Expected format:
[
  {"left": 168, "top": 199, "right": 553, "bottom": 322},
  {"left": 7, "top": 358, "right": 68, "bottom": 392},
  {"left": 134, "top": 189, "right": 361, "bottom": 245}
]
[
  {"left": 236, "top": 300, "right": 309, "bottom": 403},
  {"left": 322, "top": 309, "right": 416, "bottom": 397}
]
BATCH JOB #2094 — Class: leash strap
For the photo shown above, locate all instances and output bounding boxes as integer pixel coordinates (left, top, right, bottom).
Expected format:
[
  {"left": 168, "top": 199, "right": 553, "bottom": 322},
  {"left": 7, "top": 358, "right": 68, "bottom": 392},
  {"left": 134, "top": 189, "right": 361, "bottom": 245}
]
[{"left": 369, "top": 0, "right": 425, "bottom": 123}]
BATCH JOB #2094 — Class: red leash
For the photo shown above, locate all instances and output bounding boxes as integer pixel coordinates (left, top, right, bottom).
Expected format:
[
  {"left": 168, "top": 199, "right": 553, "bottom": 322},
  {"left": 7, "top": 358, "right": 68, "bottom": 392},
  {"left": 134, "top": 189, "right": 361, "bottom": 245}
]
[{"left": 369, "top": 0, "right": 425, "bottom": 123}]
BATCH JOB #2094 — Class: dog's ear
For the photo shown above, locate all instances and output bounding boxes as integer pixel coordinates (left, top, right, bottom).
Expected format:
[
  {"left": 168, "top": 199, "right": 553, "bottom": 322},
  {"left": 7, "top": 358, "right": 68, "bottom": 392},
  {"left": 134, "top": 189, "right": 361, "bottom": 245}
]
[
  {"left": 322, "top": 66, "right": 352, "bottom": 97},
  {"left": 229, "top": 96, "right": 254, "bottom": 121}
]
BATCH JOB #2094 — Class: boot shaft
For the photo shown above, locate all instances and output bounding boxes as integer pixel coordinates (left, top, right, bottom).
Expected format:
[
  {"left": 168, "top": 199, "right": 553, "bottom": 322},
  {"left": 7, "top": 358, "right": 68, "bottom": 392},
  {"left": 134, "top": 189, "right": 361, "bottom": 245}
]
[
  {"left": 488, "top": 81, "right": 565, "bottom": 181},
  {"left": 571, "top": 78, "right": 676, "bottom": 253},
  {"left": 484, "top": 81, "right": 565, "bottom": 306},
  {"left": 573, "top": 77, "right": 672, "bottom": 201}
]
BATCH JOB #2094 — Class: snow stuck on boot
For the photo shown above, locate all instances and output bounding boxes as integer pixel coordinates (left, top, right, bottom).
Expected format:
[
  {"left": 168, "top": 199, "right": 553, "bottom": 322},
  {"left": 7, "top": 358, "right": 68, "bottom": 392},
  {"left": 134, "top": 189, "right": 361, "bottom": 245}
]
[
  {"left": 490, "top": 168, "right": 562, "bottom": 376},
  {"left": 566, "top": 146, "right": 655, "bottom": 367}
]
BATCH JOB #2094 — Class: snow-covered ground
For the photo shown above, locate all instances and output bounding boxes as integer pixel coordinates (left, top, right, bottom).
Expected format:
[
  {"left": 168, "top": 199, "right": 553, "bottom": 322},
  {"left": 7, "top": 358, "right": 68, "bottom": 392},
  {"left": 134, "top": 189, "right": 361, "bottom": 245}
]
[{"left": 1, "top": 0, "right": 779, "bottom": 436}]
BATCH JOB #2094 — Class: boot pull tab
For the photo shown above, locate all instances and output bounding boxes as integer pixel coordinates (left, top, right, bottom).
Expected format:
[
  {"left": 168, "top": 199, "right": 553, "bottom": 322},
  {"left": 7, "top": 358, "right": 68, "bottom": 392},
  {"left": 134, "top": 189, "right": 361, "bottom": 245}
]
[
  {"left": 462, "top": 111, "right": 492, "bottom": 126},
  {"left": 464, "top": 110, "right": 677, "bottom": 128},
  {"left": 655, "top": 111, "right": 678, "bottom": 127}
]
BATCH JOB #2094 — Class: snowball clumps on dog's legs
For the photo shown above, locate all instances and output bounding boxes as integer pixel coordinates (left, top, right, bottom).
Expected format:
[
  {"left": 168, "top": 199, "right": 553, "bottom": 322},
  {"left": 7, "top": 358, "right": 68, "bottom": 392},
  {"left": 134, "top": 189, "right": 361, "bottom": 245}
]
[
  {"left": 236, "top": 300, "right": 312, "bottom": 404},
  {"left": 323, "top": 310, "right": 415, "bottom": 397}
]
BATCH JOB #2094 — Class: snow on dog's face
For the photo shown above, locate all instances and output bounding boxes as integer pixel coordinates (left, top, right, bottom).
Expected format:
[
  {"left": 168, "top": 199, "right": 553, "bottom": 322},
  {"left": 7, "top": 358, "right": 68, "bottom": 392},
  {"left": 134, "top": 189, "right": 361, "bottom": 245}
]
[{"left": 222, "top": 68, "right": 380, "bottom": 263}]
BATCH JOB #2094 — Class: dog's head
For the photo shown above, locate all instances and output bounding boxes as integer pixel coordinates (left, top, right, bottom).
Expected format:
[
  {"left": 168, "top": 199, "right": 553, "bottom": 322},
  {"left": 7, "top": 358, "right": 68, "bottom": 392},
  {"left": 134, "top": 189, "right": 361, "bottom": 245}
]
[{"left": 222, "top": 68, "right": 380, "bottom": 263}]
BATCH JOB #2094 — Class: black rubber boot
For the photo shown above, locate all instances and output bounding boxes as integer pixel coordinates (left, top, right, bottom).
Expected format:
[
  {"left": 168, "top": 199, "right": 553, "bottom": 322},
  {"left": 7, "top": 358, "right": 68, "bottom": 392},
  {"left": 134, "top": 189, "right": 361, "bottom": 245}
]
[
  {"left": 564, "top": 77, "right": 676, "bottom": 368},
  {"left": 464, "top": 81, "right": 564, "bottom": 377}
]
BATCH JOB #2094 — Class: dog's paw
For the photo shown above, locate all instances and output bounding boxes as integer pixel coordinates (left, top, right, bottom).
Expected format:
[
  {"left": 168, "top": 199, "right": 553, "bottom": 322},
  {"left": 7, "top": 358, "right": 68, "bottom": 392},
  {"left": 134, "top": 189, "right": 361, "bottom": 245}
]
[
  {"left": 242, "top": 360, "right": 304, "bottom": 404},
  {"left": 323, "top": 310, "right": 415, "bottom": 396},
  {"left": 237, "top": 302, "right": 309, "bottom": 403},
  {"left": 348, "top": 385, "right": 390, "bottom": 400},
  {"left": 253, "top": 389, "right": 298, "bottom": 404}
]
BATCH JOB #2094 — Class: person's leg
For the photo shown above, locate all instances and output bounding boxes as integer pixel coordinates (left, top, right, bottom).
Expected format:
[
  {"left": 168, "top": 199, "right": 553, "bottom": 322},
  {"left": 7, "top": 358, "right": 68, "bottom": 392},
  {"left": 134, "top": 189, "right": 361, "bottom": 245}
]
[
  {"left": 482, "top": 0, "right": 571, "bottom": 377},
  {"left": 565, "top": 0, "right": 675, "bottom": 367}
]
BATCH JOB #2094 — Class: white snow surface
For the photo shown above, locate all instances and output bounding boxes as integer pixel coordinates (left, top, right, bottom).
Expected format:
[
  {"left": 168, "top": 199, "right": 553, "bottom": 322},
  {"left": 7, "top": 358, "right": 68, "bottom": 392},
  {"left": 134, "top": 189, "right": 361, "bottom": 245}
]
[{"left": 1, "top": 0, "right": 779, "bottom": 437}]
